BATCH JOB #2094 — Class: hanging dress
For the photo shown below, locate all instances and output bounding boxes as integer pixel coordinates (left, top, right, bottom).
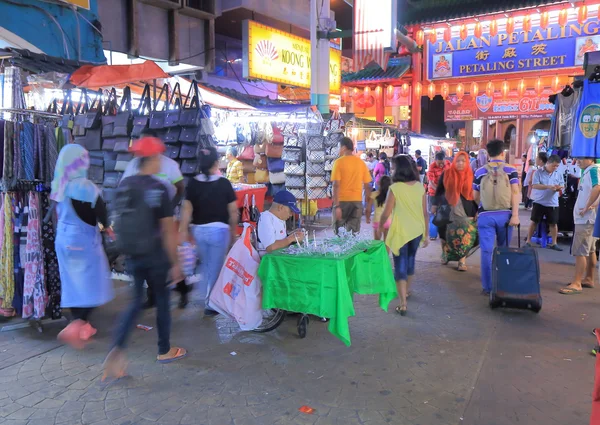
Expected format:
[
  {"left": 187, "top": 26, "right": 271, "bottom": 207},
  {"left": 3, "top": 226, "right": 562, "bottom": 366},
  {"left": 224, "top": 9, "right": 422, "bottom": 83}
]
[
  {"left": 0, "top": 193, "right": 15, "bottom": 314},
  {"left": 54, "top": 197, "right": 113, "bottom": 308},
  {"left": 22, "top": 192, "right": 46, "bottom": 319},
  {"left": 571, "top": 80, "right": 600, "bottom": 158},
  {"left": 41, "top": 193, "right": 61, "bottom": 319}
]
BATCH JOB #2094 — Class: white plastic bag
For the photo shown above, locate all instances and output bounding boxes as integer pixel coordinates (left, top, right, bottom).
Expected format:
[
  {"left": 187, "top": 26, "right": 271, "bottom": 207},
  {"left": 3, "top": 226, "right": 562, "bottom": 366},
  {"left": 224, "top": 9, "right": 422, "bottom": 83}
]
[
  {"left": 207, "top": 224, "right": 262, "bottom": 330},
  {"left": 178, "top": 242, "right": 197, "bottom": 277}
]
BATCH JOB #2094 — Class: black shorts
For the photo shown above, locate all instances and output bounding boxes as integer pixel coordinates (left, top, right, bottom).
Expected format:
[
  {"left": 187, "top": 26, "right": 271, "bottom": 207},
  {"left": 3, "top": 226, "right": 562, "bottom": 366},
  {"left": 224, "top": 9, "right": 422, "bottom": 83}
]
[{"left": 530, "top": 203, "right": 559, "bottom": 225}]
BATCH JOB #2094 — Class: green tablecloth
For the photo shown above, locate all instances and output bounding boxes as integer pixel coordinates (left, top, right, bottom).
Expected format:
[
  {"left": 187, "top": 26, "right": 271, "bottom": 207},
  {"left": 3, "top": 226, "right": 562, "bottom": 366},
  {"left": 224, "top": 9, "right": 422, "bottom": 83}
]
[{"left": 258, "top": 240, "right": 397, "bottom": 346}]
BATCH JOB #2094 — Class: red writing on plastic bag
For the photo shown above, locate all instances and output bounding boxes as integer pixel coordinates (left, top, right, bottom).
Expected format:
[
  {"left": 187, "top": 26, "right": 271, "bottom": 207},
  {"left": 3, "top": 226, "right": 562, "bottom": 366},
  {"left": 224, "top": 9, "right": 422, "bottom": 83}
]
[{"left": 225, "top": 257, "right": 254, "bottom": 286}]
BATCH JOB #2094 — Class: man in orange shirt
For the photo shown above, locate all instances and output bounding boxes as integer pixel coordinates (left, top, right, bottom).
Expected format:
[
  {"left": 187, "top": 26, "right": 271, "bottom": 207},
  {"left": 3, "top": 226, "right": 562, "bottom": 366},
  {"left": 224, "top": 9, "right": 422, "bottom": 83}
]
[{"left": 331, "top": 137, "right": 373, "bottom": 233}]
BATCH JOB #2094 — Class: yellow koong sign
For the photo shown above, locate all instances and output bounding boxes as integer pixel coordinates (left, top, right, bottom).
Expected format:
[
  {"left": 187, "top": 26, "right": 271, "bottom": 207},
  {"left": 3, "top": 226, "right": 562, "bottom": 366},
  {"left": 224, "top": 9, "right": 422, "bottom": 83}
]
[{"left": 243, "top": 20, "right": 341, "bottom": 93}]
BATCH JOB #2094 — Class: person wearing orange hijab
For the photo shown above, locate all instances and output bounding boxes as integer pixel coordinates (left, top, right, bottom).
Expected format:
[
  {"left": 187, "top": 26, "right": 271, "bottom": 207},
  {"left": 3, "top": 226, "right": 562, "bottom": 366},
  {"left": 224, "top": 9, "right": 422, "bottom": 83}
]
[{"left": 430, "top": 151, "right": 479, "bottom": 271}]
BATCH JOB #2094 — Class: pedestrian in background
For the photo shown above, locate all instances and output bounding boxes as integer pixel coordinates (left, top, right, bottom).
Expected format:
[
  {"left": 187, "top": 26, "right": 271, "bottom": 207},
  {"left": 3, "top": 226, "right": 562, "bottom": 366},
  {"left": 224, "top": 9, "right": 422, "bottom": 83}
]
[
  {"left": 225, "top": 146, "right": 244, "bottom": 183},
  {"left": 52, "top": 144, "right": 114, "bottom": 349},
  {"left": 471, "top": 149, "right": 489, "bottom": 173},
  {"left": 560, "top": 157, "right": 600, "bottom": 295},
  {"left": 427, "top": 151, "right": 451, "bottom": 240},
  {"left": 523, "top": 159, "right": 536, "bottom": 209},
  {"left": 415, "top": 150, "right": 427, "bottom": 183},
  {"left": 179, "top": 147, "right": 238, "bottom": 316},
  {"left": 373, "top": 152, "right": 390, "bottom": 189},
  {"left": 378, "top": 155, "right": 429, "bottom": 316},
  {"left": 365, "top": 175, "right": 392, "bottom": 241}
]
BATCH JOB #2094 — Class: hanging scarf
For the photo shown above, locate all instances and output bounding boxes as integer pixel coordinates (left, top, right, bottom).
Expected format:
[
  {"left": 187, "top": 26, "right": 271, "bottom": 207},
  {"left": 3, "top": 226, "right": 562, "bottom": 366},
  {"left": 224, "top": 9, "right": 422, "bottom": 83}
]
[
  {"left": 444, "top": 151, "right": 474, "bottom": 207},
  {"left": 35, "top": 124, "right": 46, "bottom": 181},
  {"left": 3, "top": 121, "right": 14, "bottom": 186},
  {"left": 41, "top": 193, "right": 61, "bottom": 319},
  {"left": 50, "top": 144, "right": 100, "bottom": 206},
  {"left": 23, "top": 122, "right": 35, "bottom": 181},
  {"left": 45, "top": 126, "right": 59, "bottom": 185},
  {"left": 0, "top": 120, "right": 4, "bottom": 178},
  {"left": 0, "top": 193, "right": 15, "bottom": 310},
  {"left": 22, "top": 192, "right": 45, "bottom": 319}
]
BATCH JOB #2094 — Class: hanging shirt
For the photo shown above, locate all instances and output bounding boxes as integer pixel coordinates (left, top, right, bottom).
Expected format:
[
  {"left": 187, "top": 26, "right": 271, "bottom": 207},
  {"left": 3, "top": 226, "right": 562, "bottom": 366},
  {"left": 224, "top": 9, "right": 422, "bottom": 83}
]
[{"left": 571, "top": 80, "right": 600, "bottom": 158}]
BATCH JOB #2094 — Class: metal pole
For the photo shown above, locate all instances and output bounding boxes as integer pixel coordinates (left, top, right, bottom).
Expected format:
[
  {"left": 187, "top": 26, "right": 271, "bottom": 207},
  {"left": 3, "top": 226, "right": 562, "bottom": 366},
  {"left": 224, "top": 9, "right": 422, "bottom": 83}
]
[{"left": 310, "top": 0, "right": 331, "bottom": 114}]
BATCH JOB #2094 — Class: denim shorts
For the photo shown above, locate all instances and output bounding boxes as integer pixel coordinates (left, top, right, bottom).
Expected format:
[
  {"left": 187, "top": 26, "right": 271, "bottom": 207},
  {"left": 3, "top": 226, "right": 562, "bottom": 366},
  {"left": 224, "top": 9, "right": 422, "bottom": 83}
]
[{"left": 393, "top": 235, "right": 422, "bottom": 281}]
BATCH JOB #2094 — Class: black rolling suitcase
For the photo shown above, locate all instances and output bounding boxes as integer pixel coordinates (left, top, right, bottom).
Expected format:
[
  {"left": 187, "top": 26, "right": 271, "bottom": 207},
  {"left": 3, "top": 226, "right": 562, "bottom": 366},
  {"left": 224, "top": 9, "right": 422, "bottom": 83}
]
[{"left": 490, "top": 225, "right": 542, "bottom": 313}]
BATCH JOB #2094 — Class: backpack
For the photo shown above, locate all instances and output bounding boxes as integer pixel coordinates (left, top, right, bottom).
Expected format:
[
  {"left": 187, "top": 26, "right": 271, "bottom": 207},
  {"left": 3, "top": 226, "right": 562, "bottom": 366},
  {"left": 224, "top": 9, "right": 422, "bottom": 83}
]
[
  {"left": 113, "top": 181, "right": 159, "bottom": 256},
  {"left": 480, "top": 163, "right": 512, "bottom": 211}
]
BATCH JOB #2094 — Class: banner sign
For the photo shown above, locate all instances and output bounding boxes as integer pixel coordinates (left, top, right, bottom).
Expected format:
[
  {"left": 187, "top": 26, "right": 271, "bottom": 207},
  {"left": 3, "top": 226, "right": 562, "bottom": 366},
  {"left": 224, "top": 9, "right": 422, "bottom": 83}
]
[
  {"left": 427, "top": 15, "right": 600, "bottom": 80},
  {"left": 445, "top": 93, "right": 555, "bottom": 121},
  {"left": 243, "top": 21, "right": 341, "bottom": 93},
  {"left": 353, "top": 0, "right": 398, "bottom": 71}
]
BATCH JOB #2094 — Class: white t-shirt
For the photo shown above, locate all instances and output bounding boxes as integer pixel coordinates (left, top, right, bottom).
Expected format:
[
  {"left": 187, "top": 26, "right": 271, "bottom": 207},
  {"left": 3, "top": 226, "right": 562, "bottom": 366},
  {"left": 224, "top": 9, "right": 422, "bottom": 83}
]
[
  {"left": 257, "top": 211, "right": 287, "bottom": 255},
  {"left": 574, "top": 165, "right": 600, "bottom": 225},
  {"left": 121, "top": 155, "right": 183, "bottom": 200}
]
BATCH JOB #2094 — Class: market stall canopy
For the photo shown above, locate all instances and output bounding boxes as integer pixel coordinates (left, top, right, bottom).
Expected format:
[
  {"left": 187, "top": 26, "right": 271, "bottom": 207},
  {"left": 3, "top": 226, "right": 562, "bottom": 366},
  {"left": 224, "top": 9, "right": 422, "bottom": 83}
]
[{"left": 68, "top": 61, "right": 169, "bottom": 89}]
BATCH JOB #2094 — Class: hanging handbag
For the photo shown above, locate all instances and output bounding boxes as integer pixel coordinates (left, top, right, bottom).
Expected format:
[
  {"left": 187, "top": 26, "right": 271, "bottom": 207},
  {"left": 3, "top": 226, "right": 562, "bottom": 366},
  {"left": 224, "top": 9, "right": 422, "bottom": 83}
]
[
  {"left": 179, "top": 144, "right": 197, "bottom": 159},
  {"left": 307, "top": 175, "right": 327, "bottom": 188},
  {"left": 265, "top": 142, "right": 283, "bottom": 158},
  {"left": 307, "top": 150, "right": 326, "bottom": 163},
  {"left": 285, "top": 175, "right": 305, "bottom": 188},
  {"left": 72, "top": 89, "right": 89, "bottom": 136},
  {"left": 380, "top": 128, "right": 396, "bottom": 147},
  {"left": 267, "top": 157, "right": 285, "bottom": 173},
  {"left": 74, "top": 128, "right": 102, "bottom": 151},
  {"left": 237, "top": 145, "right": 255, "bottom": 161},
  {"left": 241, "top": 194, "right": 251, "bottom": 222},
  {"left": 288, "top": 188, "right": 305, "bottom": 200},
  {"left": 254, "top": 141, "right": 266, "bottom": 154},
  {"left": 365, "top": 131, "right": 379, "bottom": 149},
  {"left": 281, "top": 147, "right": 302, "bottom": 164},
  {"left": 307, "top": 136, "right": 324, "bottom": 150},
  {"left": 132, "top": 84, "right": 152, "bottom": 137},
  {"left": 165, "top": 126, "right": 182, "bottom": 143},
  {"left": 324, "top": 111, "right": 345, "bottom": 134},
  {"left": 324, "top": 159, "right": 335, "bottom": 171},
  {"left": 433, "top": 204, "right": 451, "bottom": 227},
  {"left": 113, "top": 86, "right": 133, "bottom": 137},
  {"left": 307, "top": 161, "right": 326, "bottom": 176},
  {"left": 88, "top": 165, "right": 104, "bottom": 184},
  {"left": 253, "top": 153, "right": 267, "bottom": 169},
  {"left": 104, "top": 152, "right": 117, "bottom": 171},
  {"left": 250, "top": 195, "right": 261, "bottom": 222},
  {"left": 254, "top": 169, "right": 269, "bottom": 183},
  {"left": 102, "top": 138, "right": 117, "bottom": 151},
  {"left": 83, "top": 90, "right": 103, "bottom": 129},
  {"left": 164, "top": 83, "right": 182, "bottom": 128},
  {"left": 180, "top": 81, "right": 203, "bottom": 127},
  {"left": 269, "top": 171, "right": 286, "bottom": 185},
  {"left": 356, "top": 141, "right": 367, "bottom": 151},
  {"left": 325, "top": 146, "right": 337, "bottom": 160},
  {"left": 306, "top": 120, "right": 324, "bottom": 136},
  {"left": 307, "top": 186, "right": 328, "bottom": 200},
  {"left": 103, "top": 172, "right": 122, "bottom": 188},
  {"left": 60, "top": 90, "right": 75, "bottom": 130},
  {"left": 115, "top": 153, "right": 133, "bottom": 172},
  {"left": 284, "top": 136, "right": 301, "bottom": 148},
  {"left": 181, "top": 160, "right": 198, "bottom": 175},
  {"left": 165, "top": 144, "right": 181, "bottom": 159},
  {"left": 284, "top": 162, "right": 305, "bottom": 176},
  {"left": 325, "top": 132, "right": 343, "bottom": 147},
  {"left": 101, "top": 88, "right": 118, "bottom": 138},
  {"left": 149, "top": 84, "right": 170, "bottom": 129},
  {"left": 180, "top": 126, "right": 201, "bottom": 144},
  {"left": 242, "top": 160, "right": 255, "bottom": 174},
  {"left": 89, "top": 151, "right": 104, "bottom": 167},
  {"left": 113, "top": 138, "right": 131, "bottom": 153},
  {"left": 271, "top": 123, "right": 284, "bottom": 144}
]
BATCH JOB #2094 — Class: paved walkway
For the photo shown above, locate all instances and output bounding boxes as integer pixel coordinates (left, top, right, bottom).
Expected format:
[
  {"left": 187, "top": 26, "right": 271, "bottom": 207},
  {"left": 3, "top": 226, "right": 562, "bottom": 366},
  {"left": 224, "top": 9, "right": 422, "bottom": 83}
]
[{"left": 0, "top": 210, "right": 597, "bottom": 425}]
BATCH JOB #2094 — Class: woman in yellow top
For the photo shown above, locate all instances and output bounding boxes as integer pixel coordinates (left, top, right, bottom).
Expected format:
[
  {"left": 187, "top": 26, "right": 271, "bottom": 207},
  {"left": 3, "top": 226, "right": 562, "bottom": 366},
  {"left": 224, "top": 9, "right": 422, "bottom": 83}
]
[
  {"left": 366, "top": 175, "right": 392, "bottom": 241},
  {"left": 226, "top": 146, "right": 244, "bottom": 183},
  {"left": 379, "top": 155, "right": 429, "bottom": 316}
]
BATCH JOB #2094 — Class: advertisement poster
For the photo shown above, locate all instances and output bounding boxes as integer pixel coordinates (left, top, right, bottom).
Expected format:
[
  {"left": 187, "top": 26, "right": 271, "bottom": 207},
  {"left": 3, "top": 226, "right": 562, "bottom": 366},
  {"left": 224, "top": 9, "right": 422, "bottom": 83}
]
[
  {"left": 243, "top": 21, "right": 342, "bottom": 93},
  {"left": 445, "top": 92, "right": 555, "bottom": 121}
]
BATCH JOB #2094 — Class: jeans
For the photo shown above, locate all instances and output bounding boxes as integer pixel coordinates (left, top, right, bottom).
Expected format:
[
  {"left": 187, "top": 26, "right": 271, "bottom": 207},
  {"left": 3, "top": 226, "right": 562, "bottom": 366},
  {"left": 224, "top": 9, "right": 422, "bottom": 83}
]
[
  {"left": 478, "top": 212, "right": 513, "bottom": 292},
  {"left": 114, "top": 253, "right": 171, "bottom": 355},
  {"left": 392, "top": 235, "right": 422, "bottom": 281},
  {"left": 192, "top": 226, "right": 231, "bottom": 308}
]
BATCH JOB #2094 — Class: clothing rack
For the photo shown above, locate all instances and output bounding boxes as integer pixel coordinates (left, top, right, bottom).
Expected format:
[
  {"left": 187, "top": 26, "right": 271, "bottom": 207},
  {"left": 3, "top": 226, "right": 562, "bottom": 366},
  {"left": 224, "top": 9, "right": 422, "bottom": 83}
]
[{"left": 0, "top": 108, "right": 63, "bottom": 120}]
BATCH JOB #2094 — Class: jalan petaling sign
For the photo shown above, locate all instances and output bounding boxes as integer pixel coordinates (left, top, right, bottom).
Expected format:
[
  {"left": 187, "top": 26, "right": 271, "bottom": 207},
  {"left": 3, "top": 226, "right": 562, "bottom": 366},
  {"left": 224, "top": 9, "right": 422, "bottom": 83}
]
[{"left": 427, "top": 15, "right": 600, "bottom": 80}]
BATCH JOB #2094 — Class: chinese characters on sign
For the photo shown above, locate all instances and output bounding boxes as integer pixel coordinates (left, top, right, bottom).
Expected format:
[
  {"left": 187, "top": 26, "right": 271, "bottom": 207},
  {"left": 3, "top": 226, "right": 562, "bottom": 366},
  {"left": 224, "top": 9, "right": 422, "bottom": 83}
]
[
  {"left": 445, "top": 93, "right": 555, "bottom": 121},
  {"left": 428, "top": 16, "right": 600, "bottom": 79},
  {"left": 243, "top": 21, "right": 342, "bottom": 93}
]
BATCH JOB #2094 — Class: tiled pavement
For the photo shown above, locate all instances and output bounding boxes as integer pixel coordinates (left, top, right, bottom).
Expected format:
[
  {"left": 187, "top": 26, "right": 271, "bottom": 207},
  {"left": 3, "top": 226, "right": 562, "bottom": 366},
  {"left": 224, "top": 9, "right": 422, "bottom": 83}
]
[{"left": 0, "top": 211, "right": 597, "bottom": 425}]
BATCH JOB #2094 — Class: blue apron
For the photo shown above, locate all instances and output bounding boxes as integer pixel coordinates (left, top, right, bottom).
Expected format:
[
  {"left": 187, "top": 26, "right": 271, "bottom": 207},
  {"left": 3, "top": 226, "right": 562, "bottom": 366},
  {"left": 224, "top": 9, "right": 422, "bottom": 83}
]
[
  {"left": 55, "top": 198, "right": 113, "bottom": 308},
  {"left": 571, "top": 80, "right": 600, "bottom": 158}
]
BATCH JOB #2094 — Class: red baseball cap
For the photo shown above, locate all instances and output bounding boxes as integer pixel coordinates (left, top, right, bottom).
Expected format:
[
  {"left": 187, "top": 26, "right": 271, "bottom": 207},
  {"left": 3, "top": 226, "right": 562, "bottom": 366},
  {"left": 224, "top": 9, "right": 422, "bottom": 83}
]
[{"left": 129, "top": 137, "right": 166, "bottom": 157}]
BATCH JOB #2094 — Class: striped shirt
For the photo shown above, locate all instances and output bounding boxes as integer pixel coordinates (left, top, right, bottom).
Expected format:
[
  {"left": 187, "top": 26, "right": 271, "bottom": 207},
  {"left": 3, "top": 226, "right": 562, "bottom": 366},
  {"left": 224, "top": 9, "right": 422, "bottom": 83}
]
[{"left": 473, "top": 160, "right": 519, "bottom": 214}]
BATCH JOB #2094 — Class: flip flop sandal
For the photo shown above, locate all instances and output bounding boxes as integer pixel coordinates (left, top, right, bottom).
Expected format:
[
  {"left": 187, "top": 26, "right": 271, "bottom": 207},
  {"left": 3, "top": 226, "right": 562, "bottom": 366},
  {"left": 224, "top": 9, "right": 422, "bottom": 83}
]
[
  {"left": 395, "top": 306, "right": 407, "bottom": 316},
  {"left": 582, "top": 283, "right": 595, "bottom": 289},
  {"left": 559, "top": 287, "right": 583, "bottom": 295},
  {"left": 102, "top": 348, "right": 128, "bottom": 382},
  {"left": 592, "top": 346, "right": 600, "bottom": 356},
  {"left": 457, "top": 262, "right": 467, "bottom": 272},
  {"left": 157, "top": 347, "right": 187, "bottom": 364}
]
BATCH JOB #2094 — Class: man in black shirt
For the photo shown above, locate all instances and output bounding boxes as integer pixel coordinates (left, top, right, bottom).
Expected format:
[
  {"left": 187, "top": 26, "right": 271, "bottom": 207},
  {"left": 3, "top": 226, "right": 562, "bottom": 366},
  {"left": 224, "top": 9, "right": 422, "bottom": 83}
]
[
  {"left": 104, "top": 137, "right": 186, "bottom": 379},
  {"left": 415, "top": 150, "right": 428, "bottom": 183}
]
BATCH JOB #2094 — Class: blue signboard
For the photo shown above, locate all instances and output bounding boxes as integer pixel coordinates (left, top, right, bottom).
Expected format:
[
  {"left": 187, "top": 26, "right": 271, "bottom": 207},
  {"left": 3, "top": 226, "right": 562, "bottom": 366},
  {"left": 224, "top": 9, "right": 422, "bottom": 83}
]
[{"left": 427, "top": 17, "right": 599, "bottom": 80}]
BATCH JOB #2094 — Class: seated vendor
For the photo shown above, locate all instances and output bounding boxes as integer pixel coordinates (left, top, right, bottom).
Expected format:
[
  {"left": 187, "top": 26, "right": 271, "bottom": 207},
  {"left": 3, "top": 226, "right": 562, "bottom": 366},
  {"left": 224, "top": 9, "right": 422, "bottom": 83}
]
[
  {"left": 257, "top": 190, "right": 303, "bottom": 255},
  {"left": 226, "top": 147, "right": 244, "bottom": 184}
]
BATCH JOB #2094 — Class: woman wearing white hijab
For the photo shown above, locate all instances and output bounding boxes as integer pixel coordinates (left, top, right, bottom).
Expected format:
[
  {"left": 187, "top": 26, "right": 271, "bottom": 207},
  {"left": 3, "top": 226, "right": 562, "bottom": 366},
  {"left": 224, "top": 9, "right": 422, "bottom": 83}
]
[{"left": 51, "top": 144, "right": 113, "bottom": 349}]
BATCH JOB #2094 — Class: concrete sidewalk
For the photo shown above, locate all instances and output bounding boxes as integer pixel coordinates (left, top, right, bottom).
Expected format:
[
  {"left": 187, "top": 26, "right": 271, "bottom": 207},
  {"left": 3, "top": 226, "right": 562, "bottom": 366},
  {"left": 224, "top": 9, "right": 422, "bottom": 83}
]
[{"left": 0, "top": 210, "right": 596, "bottom": 425}]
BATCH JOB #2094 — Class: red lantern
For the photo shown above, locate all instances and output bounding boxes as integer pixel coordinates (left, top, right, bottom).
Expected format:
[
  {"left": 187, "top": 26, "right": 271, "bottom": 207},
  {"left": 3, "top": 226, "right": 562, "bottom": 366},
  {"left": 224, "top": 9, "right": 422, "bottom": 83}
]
[
  {"left": 341, "top": 87, "right": 348, "bottom": 102},
  {"left": 441, "top": 83, "right": 449, "bottom": 100},
  {"left": 552, "top": 75, "right": 560, "bottom": 92},
  {"left": 486, "top": 81, "right": 494, "bottom": 98},
  {"left": 444, "top": 27, "right": 452, "bottom": 43},
  {"left": 459, "top": 24, "right": 468, "bottom": 41},
  {"left": 518, "top": 79, "right": 526, "bottom": 97},
  {"left": 401, "top": 83, "right": 409, "bottom": 97},
  {"left": 489, "top": 20, "right": 498, "bottom": 37},
  {"left": 522, "top": 15, "right": 532, "bottom": 33},
  {"left": 474, "top": 22, "right": 483, "bottom": 39},
  {"left": 506, "top": 17, "right": 514, "bottom": 35},
  {"left": 415, "top": 30, "right": 424, "bottom": 46},
  {"left": 456, "top": 83, "right": 465, "bottom": 100},
  {"left": 540, "top": 12, "right": 549, "bottom": 30},
  {"left": 501, "top": 81, "right": 510, "bottom": 99},
  {"left": 558, "top": 9, "right": 568, "bottom": 27},
  {"left": 414, "top": 82, "right": 422, "bottom": 98},
  {"left": 535, "top": 77, "right": 543, "bottom": 95},
  {"left": 352, "top": 87, "right": 359, "bottom": 98},
  {"left": 470, "top": 82, "right": 479, "bottom": 97},
  {"left": 427, "top": 82, "right": 436, "bottom": 100},
  {"left": 386, "top": 85, "right": 394, "bottom": 99},
  {"left": 429, "top": 31, "right": 437, "bottom": 44},
  {"left": 578, "top": 5, "right": 588, "bottom": 25},
  {"left": 364, "top": 86, "right": 371, "bottom": 97}
]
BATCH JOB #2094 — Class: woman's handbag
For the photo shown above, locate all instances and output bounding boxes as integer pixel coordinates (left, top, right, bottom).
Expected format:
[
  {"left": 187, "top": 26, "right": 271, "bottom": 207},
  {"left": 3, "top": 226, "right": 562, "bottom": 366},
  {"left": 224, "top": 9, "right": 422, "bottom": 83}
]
[
  {"left": 101, "top": 88, "right": 118, "bottom": 138},
  {"left": 83, "top": 90, "right": 103, "bottom": 129},
  {"left": 307, "top": 136, "right": 324, "bottom": 150},
  {"left": 113, "top": 86, "right": 133, "bottom": 137},
  {"left": 149, "top": 84, "right": 170, "bottom": 129},
  {"left": 267, "top": 157, "right": 285, "bottom": 173},
  {"left": 179, "top": 144, "right": 197, "bottom": 159},
  {"left": 284, "top": 162, "right": 305, "bottom": 176},
  {"left": 181, "top": 160, "right": 198, "bottom": 175},
  {"left": 281, "top": 148, "right": 302, "bottom": 164},
  {"left": 433, "top": 204, "right": 451, "bottom": 227},
  {"left": 285, "top": 175, "right": 305, "bottom": 188},
  {"left": 241, "top": 194, "right": 251, "bottom": 222},
  {"left": 265, "top": 142, "right": 283, "bottom": 158},
  {"left": 165, "top": 144, "right": 181, "bottom": 159},
  {"left": 254, "top": 169, "right": 269, "bottom": 183},
  {"left": 132, "top": 84, "right": 152, "bottom": 137},
  {"left": 164, "top": 83, "right": 182, "bottom": 128},
  {"left": 380, "top": 128, "right": 396, "bottom": 147},
  {"left": 324, "top": 111, "right": 345, "bottom": 134},
  {"left": 113, "top": 138, "right": 131, "bottom": 153},
  {"left": 237, "top": 145, "right": 255, "bottom": 161},
  {"left": 269, "top": 171, "right": 286, "bottom": 185},
  {"left": 365, "top": 130, "right": 380, "bottom": 149}
]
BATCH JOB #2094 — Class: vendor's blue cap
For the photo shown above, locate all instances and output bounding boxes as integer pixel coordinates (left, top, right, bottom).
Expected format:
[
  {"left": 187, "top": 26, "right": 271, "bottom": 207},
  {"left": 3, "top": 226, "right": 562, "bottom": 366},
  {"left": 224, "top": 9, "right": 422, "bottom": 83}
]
[{"left": 273, "top": 190, "right": 300, "bottom": 214}]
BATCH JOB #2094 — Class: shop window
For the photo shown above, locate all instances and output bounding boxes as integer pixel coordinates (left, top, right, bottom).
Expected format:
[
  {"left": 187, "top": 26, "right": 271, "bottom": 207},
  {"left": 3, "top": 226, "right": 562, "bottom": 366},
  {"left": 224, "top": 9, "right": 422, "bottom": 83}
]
[{"left": 184, "top": 0, "right": 214, "bottom": 14}]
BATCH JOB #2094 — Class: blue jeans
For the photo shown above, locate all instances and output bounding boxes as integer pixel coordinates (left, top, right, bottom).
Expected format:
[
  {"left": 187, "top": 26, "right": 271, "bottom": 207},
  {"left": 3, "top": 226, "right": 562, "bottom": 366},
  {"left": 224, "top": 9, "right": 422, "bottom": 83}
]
[
  {"left": 393, "top": 235, "right": 422, "bottom": 281},
  {"left": 114, "top": 253, "right": 171, "bottom": 355},
  {"left": 478, "top": 212, "right": 513, "bottom": 292},
  {"left": 192, "top": 226, "right": 231, "bottom": 308}
]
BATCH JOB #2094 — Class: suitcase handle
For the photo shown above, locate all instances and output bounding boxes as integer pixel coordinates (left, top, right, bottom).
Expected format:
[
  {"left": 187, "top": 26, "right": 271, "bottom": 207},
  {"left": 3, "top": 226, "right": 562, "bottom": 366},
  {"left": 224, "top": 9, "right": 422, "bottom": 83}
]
[{"left": 504, "top": 223, "right": 521, "bottom": 248}]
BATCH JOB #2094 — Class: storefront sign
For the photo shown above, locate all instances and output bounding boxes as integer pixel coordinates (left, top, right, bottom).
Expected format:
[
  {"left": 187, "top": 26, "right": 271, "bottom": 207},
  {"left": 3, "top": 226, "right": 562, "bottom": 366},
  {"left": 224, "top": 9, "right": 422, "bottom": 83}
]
[
  {"left": 353, "top": 0, "right": 398, "bottom": 70},
  {"left": 427, "top": 14, "right": 600, "bottom": 80},
  {"left": 243, "top": 21, "right": 341, "bottom": 93},
  {"left": 445, "top": 93, "right": 555, "bottom": 121}
]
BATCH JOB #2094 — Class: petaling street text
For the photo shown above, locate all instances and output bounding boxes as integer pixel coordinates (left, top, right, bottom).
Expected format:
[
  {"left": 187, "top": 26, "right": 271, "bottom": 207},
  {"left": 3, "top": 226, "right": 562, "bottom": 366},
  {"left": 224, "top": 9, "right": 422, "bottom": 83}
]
[{"left": 459, "top": 55, "right": 567, "bottom": 75}]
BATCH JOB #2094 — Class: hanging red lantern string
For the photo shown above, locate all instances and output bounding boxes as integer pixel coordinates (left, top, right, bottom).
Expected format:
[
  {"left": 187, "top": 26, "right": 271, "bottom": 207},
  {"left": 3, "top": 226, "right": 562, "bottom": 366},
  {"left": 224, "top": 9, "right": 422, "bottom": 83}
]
[
  {"left": 386, "top": 85, "right": 394, "bottom": 99},
  {"left": 489, "top": 20, "right": 499, "bottom": 37},
  {"left": 558, "top": 9, "right": 568, "bottom": 27},
  {"left": 551, "top": 75, "right": 560, "bottom": 92},
  {"left": 522, "top": 14, "right": 532, "bottom": 33},
  {"left": 486, "top": 81, "right": 495, "bottom": 98},
  {"left": 470, "top": 82, "right": 479, "bottom": 97},
  {"left": 429, "top": 30, "right": 437, "bottom": 44},
  {"left": 459, "top": 24, "right": 468, "bottom": 41},
  {"left": 540, "top": 11, "right": 550, "bottom": 30},
  {"left": 578, "top": 5, "right": 588, "bottom": 25},
  {"left": 456, "top": 83, "right": 465, "bottom": 100},
  {"left": 474, "top": 22, "right": 483, "bottom": 39},
  {"left": 441, "top": 83, "right": 450, "bottom": 100},
  {"left": 501, "top": 81, "right": 510, "bottom": 99},
  {"left": 352, "top": 87, "right": 359, "bottom": 98},
  {"left": 414, "top": 82, "right": 422, "bottom": 98},
  {"left": 517, "top": 79, "right": 526, "bottom": 97},
  {"left": 364, "top": 86, "right": 371, "bottom": 98},
  {"left": 341, "top": 87, "right": 348, "bottom": 102},
  {"left": 443, "top": 27, "right": 452, "bottom": 43},
  {"left": 401, "top": 83, "right": 409, "bottom": 97},
  {"left": 427, "top": 82, "right": 436, "bottom": 100},
  {"left": 506, "top": 17, "right": 515, "bottom": 35},
  {"left": 535, "top": 77, "right": 543, "bottom": 95},
  {"left": 415, "top": 30, "right": 424, "bottom": 46}
]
